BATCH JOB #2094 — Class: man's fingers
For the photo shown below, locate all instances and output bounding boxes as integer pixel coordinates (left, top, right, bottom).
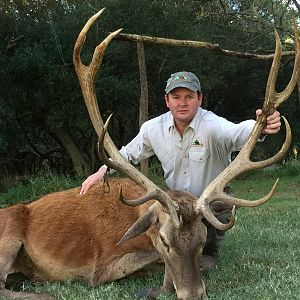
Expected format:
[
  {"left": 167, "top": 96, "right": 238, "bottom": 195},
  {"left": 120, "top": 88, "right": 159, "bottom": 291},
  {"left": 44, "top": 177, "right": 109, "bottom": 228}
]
[
  {"left": 256, "top": 109, "right": 262, "bottom": 118},
  {"left": 256, "top": 109, "right": 280, "bottom": 120},
  {"left": 263, "top": 123, "right": 281, "bottom": 134},
  {"left": 256, "top": 109, "right": 281, "bottom": 135},
  {"left": 266, "top": 122, "right": 281, "bottom": 130},
  {"left": 263, "top": 128, "right": 280, "bottom": 134},
  {"left": 80, "top": 185, "right": 86, "bottom": 196},
  {"left": 80, "top": 181, "right": 90, "bottom": 196},
  {"left": 267, "top": 111, "right": 280, "bottom": 122}
]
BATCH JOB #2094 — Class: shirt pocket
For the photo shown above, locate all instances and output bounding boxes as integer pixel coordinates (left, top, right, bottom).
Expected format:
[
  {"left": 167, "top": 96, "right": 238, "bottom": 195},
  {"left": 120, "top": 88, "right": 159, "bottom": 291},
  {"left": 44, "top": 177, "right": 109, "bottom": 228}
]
[{"left": 189, "top": 147, "right": 209, "bottom": 162}]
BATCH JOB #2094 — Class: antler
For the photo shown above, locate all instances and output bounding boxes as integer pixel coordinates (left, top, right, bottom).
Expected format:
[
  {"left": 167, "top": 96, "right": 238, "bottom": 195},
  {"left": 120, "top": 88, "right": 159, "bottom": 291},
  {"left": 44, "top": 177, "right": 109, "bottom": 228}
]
[
  {"left": 73, "top": 10, "right": 181, "bottom": 228},
  {"left": 194, "top": 24, "right": 300, "bottom": 230}
]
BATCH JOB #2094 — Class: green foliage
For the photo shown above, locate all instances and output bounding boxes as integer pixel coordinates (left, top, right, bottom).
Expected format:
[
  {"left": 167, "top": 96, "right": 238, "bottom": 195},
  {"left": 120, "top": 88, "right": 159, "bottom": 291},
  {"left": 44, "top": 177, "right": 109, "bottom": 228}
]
[{"left": 0, "top": 0, "right": 299, "bottom": 178}]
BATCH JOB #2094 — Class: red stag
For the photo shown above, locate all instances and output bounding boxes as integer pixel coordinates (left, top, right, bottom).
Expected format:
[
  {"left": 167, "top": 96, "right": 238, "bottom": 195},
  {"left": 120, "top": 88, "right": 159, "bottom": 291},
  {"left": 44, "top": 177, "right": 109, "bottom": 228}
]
[{"left": 0, "top": 10, "right": 299, "bottom": 300}]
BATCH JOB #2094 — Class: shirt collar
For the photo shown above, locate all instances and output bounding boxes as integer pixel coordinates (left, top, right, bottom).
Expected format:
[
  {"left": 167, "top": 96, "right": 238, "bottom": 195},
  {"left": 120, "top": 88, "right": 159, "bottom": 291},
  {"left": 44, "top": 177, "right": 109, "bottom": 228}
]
[{"left": 166, "top": 112, "right": 175, "bottom": 132}]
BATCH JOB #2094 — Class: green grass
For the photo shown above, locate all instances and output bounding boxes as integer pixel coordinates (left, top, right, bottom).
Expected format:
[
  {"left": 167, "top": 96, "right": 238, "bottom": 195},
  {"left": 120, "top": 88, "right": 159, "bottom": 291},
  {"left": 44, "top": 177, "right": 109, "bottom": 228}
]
[
  {"left": 212, "top": 174, "right": 300, "bottom": 300},
  {"left": 0, "top": 175, "right": 83, "bottom": 207},
  {"left": 0, "top": 162, "right": 300, "bottom": 299}
]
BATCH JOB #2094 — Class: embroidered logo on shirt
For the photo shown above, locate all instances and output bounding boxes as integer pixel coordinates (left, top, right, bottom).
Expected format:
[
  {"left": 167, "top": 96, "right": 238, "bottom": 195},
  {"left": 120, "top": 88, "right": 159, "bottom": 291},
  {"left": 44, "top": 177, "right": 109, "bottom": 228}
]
[{"left": 192, "top": 139, "right": 205, "bottom": 147}]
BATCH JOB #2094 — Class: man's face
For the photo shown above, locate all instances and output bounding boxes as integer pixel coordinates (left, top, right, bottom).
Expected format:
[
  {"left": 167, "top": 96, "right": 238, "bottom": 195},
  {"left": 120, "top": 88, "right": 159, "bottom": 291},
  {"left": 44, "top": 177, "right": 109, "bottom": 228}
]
[{"left": 165, "top": 87, "right": 202, "bottom": 125}]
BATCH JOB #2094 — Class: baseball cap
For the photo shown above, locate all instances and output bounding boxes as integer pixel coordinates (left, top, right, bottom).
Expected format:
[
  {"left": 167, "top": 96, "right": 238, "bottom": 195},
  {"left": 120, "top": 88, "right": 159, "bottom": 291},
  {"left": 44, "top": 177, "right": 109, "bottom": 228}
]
[{"left": 165, "top": 71, "right": 201, "bottom": 94}]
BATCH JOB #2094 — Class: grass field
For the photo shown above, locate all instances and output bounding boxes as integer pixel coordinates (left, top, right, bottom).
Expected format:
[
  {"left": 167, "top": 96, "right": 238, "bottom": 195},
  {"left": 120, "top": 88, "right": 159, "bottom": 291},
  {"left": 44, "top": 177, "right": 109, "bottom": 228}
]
[{"left": 0, "top": 162, "right": 300, "bottom": 299}]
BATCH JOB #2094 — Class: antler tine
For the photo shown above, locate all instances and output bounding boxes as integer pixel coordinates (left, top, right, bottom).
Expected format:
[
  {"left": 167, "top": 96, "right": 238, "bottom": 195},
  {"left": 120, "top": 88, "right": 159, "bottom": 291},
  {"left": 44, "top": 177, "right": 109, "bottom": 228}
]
[
  {"left": 263, "top": 29, "right": 282, "bottom": 116},
  {"left": 74, "top": 11, "right": 181, "bottom": 228},
  {"left": 194, "top": 24, "right": 299, "bottom": 230},
  {"left": 120, "top": 190, "right": 183, "bottom": 229},
  {"left": 275, "top": 22, "right": 300, "bottom": 108},
  {"left": 263, "top": 24, "right": 300, "bottom": 114},
  {"left": 73, "top": 9, "right": 122, "bottom": 159}
]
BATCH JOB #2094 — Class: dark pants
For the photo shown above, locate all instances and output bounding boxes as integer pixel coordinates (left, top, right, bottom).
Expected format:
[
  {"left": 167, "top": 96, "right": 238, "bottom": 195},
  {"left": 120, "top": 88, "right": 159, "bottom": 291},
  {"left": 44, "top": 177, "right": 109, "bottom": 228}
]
[{"left": 202, "top": 208, "right": 232, "bottom": 259}]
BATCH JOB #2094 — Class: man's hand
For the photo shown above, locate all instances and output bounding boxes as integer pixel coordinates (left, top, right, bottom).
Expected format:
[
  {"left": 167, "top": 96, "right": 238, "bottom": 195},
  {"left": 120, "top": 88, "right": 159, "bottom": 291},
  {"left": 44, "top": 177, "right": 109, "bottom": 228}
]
[
  {"left": 80, "top": 165, "right": 108, "bottom": 195},
  {"left": 256, "top": 109, "right": 281, "bottom": 135}
]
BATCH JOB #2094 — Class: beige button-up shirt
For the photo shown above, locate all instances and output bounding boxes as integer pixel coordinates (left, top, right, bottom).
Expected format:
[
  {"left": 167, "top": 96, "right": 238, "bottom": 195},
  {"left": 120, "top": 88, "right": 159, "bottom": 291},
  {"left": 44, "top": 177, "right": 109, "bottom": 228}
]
[{"left": 119, "top": 108, "right": 255, "bottom": 197}]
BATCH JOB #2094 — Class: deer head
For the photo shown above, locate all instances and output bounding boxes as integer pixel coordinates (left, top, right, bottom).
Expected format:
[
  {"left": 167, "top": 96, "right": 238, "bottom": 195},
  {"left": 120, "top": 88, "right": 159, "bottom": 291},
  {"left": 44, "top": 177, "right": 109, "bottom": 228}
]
[{"left": 73, "top": 10, "right": 299, "bottom": 300}]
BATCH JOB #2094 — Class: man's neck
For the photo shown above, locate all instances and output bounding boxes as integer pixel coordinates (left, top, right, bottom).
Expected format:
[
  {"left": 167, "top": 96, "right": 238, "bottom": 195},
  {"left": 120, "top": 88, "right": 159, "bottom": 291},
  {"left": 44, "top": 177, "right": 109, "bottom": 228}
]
[{"left": 175, "top": 120, "right": 190, "bottom": 137}]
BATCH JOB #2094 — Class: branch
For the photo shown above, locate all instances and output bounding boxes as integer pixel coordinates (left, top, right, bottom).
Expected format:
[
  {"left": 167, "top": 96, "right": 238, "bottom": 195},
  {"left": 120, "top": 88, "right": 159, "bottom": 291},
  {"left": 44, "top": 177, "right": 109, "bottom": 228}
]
[
  {"left": 292, "top": 0, "right": 300, "bottom": 12},
  {"left": 112, "top": 32, "right": 295, "bottom": 60},
  {"left": 278, "top": 0, "right": 292, "bottom": 28},
  {"left": 5, "top": 35, "right": 24, "bottom": 51}
]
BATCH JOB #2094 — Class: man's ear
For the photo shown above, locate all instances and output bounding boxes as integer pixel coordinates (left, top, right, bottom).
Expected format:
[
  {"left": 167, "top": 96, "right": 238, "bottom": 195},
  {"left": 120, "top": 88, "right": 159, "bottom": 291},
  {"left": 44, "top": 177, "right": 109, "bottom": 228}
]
[
  {"left": 165, "top": 94, "right": 170, "bottom": 108},
  {"left": 198, "top": 93, "right": 203, "bottom": 106}
]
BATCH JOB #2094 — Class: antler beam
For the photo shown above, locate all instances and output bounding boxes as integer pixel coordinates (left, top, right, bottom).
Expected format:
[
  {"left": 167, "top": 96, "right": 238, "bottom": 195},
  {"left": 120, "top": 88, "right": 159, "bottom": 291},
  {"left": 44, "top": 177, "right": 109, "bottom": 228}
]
[
  {"left": 194, "top": 24, "right": 300, "bottom": 230},
  {"left": 73, "top": 9, "right": 181, "bottom": 228}
]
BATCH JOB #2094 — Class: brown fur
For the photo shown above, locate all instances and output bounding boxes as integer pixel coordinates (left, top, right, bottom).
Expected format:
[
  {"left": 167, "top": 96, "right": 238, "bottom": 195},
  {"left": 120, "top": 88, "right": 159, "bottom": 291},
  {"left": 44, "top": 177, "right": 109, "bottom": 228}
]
[
  {"left": 0, "top": 178, "right": 211, "bottom": 299},
  {"left": 0, "top": 179, "right": 158, "bottom": 285}
]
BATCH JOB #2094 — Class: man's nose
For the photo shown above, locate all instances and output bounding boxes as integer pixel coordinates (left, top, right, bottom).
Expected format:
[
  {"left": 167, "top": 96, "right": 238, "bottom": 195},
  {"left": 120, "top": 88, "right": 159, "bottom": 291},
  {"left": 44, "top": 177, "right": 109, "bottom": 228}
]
[{"left": 178, "top": 98, "right": 188, "bottom": 106}]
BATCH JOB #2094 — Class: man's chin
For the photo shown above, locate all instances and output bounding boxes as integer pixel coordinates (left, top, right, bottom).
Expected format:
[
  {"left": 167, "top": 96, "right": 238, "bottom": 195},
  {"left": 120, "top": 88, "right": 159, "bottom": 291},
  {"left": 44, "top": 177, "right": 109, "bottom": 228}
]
[{"left": 174, "top": 116, "right": 193, "bottom": 125}]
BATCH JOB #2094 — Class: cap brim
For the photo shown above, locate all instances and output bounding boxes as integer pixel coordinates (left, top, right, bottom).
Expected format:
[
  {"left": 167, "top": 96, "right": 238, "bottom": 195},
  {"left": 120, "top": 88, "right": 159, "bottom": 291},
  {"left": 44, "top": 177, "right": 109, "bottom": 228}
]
[{"left": 165, "top": 82, "right": 199, "bottom": 94}]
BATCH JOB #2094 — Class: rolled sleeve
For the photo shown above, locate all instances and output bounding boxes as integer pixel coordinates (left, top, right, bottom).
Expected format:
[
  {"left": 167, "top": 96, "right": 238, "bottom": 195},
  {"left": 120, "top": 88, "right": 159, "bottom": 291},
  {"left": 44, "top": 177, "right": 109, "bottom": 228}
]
[{"left": 119, "top": 126, "right": 155, "bottom": 164}]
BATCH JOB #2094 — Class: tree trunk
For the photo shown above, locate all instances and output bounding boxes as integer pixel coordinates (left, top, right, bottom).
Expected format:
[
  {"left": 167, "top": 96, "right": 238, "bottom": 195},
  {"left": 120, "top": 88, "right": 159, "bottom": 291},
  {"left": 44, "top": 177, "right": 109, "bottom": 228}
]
[
  {"left": 137, "top": 42, "right": 149, "bottom": 177},
  {"left": 297, "top": 79, "right": 300, "bottom": 108},
  {"left": 51, "top": 127, "right": 91, "bottom": 176}
]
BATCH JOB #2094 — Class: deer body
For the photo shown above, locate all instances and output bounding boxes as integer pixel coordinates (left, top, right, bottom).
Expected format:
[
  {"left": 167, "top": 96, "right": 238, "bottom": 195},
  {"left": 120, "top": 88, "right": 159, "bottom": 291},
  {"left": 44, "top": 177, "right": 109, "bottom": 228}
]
[
  {"left": 0, "top": 178, "right": 211, "bottom": 299},
  {"left": 0, "top": 178, "right": 159, "bottom": 285}
]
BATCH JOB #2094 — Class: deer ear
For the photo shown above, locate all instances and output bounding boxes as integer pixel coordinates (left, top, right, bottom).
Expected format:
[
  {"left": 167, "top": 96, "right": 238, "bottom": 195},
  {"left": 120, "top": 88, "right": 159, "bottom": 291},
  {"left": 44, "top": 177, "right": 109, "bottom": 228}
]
[{"left": 117, "top": 207, "right": 157, "bottom": 245}]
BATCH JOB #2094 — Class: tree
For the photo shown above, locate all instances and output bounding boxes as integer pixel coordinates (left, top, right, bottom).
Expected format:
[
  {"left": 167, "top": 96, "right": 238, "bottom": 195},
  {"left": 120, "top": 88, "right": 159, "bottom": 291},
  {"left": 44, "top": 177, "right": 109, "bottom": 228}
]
[{"left": 0, "top": 0, "right": 299, "bottom": 183}]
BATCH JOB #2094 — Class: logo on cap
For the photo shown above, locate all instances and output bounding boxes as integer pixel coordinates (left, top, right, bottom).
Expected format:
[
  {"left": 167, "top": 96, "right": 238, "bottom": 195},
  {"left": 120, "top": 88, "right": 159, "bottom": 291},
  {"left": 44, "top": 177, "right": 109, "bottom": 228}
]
[{"left": 165, "top": 71, "right": 201, "bottom": 94}]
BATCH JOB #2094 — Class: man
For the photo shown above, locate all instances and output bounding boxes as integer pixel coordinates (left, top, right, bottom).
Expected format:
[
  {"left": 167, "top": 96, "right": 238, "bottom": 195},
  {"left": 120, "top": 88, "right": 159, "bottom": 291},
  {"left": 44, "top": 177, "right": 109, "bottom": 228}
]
[
  {"left": 80, "top": 71, "right": 280, "bottom": 196},
  {"left": 80, "top": 71, "right": 281, "bottom": 266}
]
